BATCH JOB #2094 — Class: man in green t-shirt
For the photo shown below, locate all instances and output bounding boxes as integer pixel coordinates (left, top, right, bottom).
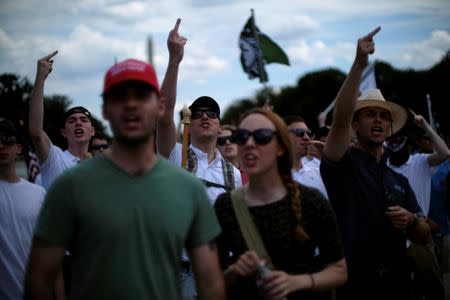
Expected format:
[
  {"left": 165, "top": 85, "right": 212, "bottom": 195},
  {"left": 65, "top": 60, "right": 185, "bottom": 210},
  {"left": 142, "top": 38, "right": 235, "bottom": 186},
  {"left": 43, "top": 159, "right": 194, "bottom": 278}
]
[{"left": 24, "top": 41, "right": 225, "bottom": 299}]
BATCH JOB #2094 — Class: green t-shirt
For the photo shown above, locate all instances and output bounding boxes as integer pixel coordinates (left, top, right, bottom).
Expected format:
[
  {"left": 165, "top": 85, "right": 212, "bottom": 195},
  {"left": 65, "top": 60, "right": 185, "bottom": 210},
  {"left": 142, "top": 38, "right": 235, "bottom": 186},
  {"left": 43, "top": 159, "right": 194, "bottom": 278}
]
[{"left": 35, "top": 155, "right": 221, "bottom": 300}]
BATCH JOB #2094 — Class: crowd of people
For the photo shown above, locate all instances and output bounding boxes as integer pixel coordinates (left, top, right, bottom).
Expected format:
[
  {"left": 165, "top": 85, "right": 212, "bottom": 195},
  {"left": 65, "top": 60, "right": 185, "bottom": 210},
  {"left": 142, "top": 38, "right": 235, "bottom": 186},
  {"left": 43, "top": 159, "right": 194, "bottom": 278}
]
[{"left": 1, "top": 19, "right": 450, "bottom": 300}]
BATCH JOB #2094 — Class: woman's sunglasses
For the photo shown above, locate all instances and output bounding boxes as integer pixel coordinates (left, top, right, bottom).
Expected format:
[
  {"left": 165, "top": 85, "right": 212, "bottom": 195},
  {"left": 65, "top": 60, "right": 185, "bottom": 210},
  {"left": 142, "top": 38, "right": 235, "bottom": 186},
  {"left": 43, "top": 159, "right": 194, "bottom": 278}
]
[
  {"left": 90, "top": 144, "right": 109, "bottom": 151},
  {"left": 190, "top": 109, "right": 219, "bottom": 120},
  {"left": 288, "top": 128, "right": 312, "bottom": 138},
  {"left": 233, "top": 128, "right": 276, "bottom": 146},
  {"left": 217, "top": 135, "right": 235, "bottom": 146}
]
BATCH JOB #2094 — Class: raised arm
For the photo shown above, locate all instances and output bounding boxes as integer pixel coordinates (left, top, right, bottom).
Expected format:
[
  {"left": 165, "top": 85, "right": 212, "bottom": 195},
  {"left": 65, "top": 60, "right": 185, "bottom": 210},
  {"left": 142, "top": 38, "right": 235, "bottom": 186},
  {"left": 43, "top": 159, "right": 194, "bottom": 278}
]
[
  {"left": 324, "top": 27, "right": 380, "bottom": 162},
  {"left": 410, "top": 110, "right": 450, "bottom": 166},
  {"left": 29, "top": 51, "right": 58, "bottom": 164},
  {"left": 157, "top": 18, "right": 187, "bottom": 158}
]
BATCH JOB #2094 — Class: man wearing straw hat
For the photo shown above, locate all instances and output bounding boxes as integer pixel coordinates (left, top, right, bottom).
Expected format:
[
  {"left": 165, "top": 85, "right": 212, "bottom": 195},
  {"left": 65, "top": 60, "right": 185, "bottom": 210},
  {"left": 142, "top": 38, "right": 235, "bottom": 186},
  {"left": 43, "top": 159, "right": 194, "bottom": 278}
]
[{"left": 320, "top": 27, "right": 430, "bottom": 299}]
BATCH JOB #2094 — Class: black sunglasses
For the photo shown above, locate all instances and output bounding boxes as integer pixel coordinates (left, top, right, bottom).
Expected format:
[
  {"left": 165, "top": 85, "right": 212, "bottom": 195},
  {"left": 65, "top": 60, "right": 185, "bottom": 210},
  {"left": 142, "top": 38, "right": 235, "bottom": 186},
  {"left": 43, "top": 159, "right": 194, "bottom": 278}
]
[
  {"left": 90, "top": 144, "right": 109, "bottom": 151},
  {"left": 191, "top": 109, "right": 219, "bottom": 120},
  {"left": 0, "top": 135, "right": 17, "bottom": 146},
  {"left": 289, "top": 128, "right": 312, "bottom": 138},
  {"left": 217, "top": 135, "right": 235, "bottom": 146},
  {"left": 233, "top": 128, "right": 277, "bottom": 146}
]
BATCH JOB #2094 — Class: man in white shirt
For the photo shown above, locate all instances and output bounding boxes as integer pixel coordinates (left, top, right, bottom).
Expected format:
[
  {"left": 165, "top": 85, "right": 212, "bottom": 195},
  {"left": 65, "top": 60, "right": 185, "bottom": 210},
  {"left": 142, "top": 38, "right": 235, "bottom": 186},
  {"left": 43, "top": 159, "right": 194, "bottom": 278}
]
[
  {"left": 386, "top": 112, "right": 450, "bottom": 300},
  {"left": 284, "top": 115, "right": 328, "bottom": 199},
  {"left": 0, "top": 118, "right": 46, "bottom": 299},
  {"left": 29, "top": 51, "right": 95, "bottom": 190}
]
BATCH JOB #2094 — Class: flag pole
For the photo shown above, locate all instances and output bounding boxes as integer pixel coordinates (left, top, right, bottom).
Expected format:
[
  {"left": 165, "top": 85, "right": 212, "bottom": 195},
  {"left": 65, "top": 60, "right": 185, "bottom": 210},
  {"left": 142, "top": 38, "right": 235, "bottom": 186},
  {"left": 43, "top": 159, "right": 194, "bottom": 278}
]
[{"left": 250, "top": 9, "right": 271, "bottom": 106}]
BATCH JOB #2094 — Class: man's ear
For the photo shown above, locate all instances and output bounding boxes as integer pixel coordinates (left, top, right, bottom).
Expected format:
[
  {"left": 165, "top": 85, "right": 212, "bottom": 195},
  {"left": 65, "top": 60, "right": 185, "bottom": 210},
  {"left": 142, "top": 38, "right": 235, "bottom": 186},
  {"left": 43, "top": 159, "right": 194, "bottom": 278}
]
[
  {"left": 102, "top": 103, "right": 109, "bottom": 121},
  {"left": 60, "top": 128, "right": 67, "bottom": 138},
  {"left": 16, "top": 144, "right": 22, "bottom": 156}
]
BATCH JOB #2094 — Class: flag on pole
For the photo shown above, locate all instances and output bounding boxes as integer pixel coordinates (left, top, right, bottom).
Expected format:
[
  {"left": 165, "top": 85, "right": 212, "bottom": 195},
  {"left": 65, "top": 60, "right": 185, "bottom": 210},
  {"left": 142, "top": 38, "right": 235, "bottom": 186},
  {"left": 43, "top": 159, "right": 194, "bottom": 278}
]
[
  {"left": 322, "top": 62, "right": 377, "bottom": 116},
  {"left": 239, "top": 11, "right": 290, "bottom": 82},
  {"left": 359, "top": 61, "right": 376, "bottom": 93}
]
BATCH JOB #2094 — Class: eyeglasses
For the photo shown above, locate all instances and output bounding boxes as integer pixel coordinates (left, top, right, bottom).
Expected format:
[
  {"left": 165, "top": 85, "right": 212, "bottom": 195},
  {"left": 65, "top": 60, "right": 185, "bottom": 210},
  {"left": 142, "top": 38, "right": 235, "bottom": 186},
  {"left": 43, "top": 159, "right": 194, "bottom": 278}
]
[
  {"left": 217, "top": 135, "right": 235, "bottom": 146},
  {"left": 190, "top": 109, "right": 219, "bottom": 120},
  {"left": 0, "top": 136, "right": 16, "bottom": 146},
  {"left": 288, "top": 128, "right": 312, "bottom": 138},
  {"left": 233, "top": 128, "right": 277, "bottom": 146},
  {"left": 90, "top": 144, "right": 109, "bottom": 151}
]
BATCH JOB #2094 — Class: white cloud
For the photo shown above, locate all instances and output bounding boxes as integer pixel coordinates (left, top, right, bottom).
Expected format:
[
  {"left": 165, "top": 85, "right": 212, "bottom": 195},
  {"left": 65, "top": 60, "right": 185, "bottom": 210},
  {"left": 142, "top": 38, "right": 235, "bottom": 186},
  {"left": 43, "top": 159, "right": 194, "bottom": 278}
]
[
  {"left": 390, "top": 30, "right": 450, "bottom": 69},
  {"left": 286, "top": 39, "right": 354, "bottom": 66}
]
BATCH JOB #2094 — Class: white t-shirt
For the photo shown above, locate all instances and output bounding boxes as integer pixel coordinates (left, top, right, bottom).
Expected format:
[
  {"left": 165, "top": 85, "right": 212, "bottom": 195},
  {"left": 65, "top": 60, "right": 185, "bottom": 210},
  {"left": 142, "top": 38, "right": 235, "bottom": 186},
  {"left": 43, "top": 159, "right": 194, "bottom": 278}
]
[
  {"left": 292, "top": 163, "right": 329, "bottom": 200},
  {"left": 169, "top": 143, "right": 242, "bottom": 204},
  {"left": 0, "top": 178, "right": 45, "bottom": 300},
  {"left": 388, "top": 153, "right": 434, "bottom": 216},
  {"left": 301, "top": 156, "right": 321, "bottom": 169},
  {"left": 40, "top": 144, "right": 80, "bottom": 190}
]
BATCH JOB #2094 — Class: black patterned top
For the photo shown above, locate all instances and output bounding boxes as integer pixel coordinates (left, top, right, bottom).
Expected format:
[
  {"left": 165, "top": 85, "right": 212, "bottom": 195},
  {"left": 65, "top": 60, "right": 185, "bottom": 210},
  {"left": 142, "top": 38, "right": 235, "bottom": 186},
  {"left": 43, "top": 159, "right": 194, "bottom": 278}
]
[{"left": 214, "top": 184, "right": 344, "bottom": 300}]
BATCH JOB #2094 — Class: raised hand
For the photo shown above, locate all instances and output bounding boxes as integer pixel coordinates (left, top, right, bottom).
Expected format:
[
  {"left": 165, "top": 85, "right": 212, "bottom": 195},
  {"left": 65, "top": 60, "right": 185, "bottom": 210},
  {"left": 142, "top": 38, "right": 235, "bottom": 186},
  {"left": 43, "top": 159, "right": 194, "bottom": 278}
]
[
  {"left": 167, "top": 18, "right": 187, "bottom": 64},
  {"left": 408, "top": 108, "right": 430, "bottom": 129},
  {"left": 355, "top": 27, "right": 380, "bottom": 68},
  {"left": 36, "top": 50, "right": 58, "bottom": 81}
]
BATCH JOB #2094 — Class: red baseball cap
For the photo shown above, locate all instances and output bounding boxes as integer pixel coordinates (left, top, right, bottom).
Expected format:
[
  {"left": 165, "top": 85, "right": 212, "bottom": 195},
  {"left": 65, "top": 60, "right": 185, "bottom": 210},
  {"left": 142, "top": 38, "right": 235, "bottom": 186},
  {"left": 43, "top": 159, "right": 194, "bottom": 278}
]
[{"left": 102, "top": 59, "right": 160, "bottom": 96}]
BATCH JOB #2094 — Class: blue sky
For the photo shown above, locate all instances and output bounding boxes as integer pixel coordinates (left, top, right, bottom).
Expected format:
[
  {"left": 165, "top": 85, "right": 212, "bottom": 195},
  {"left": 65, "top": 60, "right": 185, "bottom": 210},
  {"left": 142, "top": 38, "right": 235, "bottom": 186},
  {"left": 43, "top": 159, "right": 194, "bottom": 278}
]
[{"left": 1, "top": 0, "right": 449, "bottom": 128}]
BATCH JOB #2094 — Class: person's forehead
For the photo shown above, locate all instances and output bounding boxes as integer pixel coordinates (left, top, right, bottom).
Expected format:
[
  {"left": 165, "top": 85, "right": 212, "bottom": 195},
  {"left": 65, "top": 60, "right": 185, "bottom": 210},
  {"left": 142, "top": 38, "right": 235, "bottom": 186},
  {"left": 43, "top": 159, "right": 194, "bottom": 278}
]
[
  {"left": 360, "top": 106, "right": 390, "bottom": 114},
  {"left": 66, "top": 112, "right": 91, "bottom": 120},
  {"left": 92, "top": 138, "right": 107, "bottom": 144},
  {"left": 220, "top": 129, "right": 233, "bottom": 136},
  {"left": 240, "top": 113, "right": 275, "bottom": 130},
  {"left": 287, "top": 121, "right": 308, "bottom": 130}
]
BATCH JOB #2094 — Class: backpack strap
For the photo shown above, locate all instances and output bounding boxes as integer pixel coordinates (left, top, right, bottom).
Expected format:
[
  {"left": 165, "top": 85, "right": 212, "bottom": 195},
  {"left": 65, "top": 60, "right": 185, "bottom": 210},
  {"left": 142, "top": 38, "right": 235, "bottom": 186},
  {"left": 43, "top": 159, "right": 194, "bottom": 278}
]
[
  {"left": 230, "top": 187, "right": 274, "bottom": 269},
  {"left": 221, "top": 158, "right": 235, "bottom": 190},
  {"left": 186, "top": 147, "right": 197, "bottom": 173}
]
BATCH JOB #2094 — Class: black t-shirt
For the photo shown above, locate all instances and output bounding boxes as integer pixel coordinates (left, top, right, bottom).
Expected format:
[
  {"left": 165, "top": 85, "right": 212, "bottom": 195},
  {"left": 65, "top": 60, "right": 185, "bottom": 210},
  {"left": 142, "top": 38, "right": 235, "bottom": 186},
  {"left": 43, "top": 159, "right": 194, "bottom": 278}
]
[
  {"left": 214, "top": 184, "right": 343, "bottom": 300},
  {"left": 320, "top": 147, "right": 421, "bottom": 286}
]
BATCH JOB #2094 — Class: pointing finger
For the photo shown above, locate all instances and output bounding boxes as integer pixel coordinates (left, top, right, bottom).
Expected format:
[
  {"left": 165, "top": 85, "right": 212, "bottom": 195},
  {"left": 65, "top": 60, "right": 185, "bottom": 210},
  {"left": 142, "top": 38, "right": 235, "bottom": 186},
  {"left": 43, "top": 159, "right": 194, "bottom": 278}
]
[
  {"left": 42, "top": 50, "right": 58, "bottom": 61},
  {"left": 408, "top": 108, "right": 417, "bottom": 116},
  {"left": 173, "top": 18, "right": 181, "bottom": 32},
  {"left": 365, "top": 26, "right": 381, "bottom": 39}
]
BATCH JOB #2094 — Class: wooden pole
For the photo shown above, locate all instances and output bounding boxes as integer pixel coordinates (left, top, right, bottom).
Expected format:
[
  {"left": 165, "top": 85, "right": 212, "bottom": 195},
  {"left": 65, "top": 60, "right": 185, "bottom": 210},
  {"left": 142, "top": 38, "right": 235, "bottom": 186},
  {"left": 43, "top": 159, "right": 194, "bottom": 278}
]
[{"left": 181, "top": 107, "right": 191, "bottom": 169}]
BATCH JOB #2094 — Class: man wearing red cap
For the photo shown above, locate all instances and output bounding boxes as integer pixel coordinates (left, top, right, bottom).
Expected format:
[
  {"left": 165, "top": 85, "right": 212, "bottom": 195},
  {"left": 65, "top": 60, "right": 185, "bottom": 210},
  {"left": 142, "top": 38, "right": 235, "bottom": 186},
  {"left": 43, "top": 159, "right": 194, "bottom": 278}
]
[
  {"left": 25, "top": 54, "right": 225, "bottom": 298},
  {"left": 29, "top": 51, "right": 95, "bottom": 190}
]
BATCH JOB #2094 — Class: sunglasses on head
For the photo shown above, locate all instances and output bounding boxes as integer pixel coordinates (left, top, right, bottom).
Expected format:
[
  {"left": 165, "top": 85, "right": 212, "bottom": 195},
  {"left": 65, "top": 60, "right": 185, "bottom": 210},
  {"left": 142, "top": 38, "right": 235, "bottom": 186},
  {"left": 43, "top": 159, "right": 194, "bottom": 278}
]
[
  {"left": 289, "top": 128, "right": 312, "bottom": 138},
  {"left": 233, "top": 128, "right": 277, "bottom": 146},
  {"left": 190, "top": 109, "right": 219, "bottom": 120},
  {"left": 217, "top": 135, "right": 235, "bottom": 146},
  {"left": 90, "top": 144, "right": 109, "bottom": 151},
  {"left": 0, "top": 135, "right": 17, "bottom": 146}
]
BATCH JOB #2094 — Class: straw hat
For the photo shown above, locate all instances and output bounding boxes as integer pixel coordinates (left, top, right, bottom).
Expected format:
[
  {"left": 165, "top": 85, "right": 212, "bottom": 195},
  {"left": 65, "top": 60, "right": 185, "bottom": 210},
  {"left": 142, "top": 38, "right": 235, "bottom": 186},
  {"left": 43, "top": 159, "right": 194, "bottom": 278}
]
[{"left": 354, "top": 89, "right": 408, "bottom": 136}]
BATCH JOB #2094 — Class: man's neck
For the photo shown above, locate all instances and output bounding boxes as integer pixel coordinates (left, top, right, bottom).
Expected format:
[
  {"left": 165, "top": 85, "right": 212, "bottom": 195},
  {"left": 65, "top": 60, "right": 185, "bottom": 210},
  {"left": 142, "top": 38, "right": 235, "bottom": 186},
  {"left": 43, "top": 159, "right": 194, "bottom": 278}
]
[
  {"left": 107, "top": 140, "right": 158, "bottom": 176},
  {"left": 0, "top": 165, "right": 21, "bottom": 183},
  {"left": 67, "top": 142, "right": 91, "bottom": 160},
  {"left": 293, "top": 156, "right": 303, "bottom": 171},
  {"left": 246, "top": 168, "right": 286, "bottom": 205},
  {"left": 191, "top": 140, "right": 217, "bottom": 163},
  {"left": 355, "top": 142, "right": 384, "bottom": 162}
]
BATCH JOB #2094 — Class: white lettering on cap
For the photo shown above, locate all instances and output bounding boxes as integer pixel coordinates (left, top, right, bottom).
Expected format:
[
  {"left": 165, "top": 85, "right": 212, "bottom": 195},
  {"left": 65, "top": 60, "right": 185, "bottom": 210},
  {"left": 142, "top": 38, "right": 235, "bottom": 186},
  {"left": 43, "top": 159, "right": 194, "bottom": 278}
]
[{"left": 110, "top": 61, "right": 146, "bottom": 75}]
